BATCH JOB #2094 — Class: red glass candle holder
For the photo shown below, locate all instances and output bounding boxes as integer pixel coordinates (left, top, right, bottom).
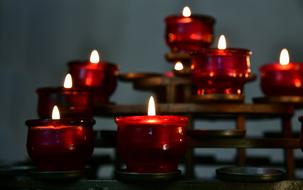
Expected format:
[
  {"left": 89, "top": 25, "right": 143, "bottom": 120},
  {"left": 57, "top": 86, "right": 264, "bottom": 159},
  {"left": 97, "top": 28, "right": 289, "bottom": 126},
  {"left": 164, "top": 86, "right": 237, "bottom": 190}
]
[
  {"left": 26, "top": 118, "right": 95, "bottom": 171},
  {"left": 260, "top": 63, "right": 303, "bottom": 96},
  {"left": 37, "top": 87, "right": 93, "bottom": 119},
  {"left": 115, "top": 116, "right": 188, "bottom": 173},
  {"left": 165, "top": 15, "right": 215, "bottom": 53},
  {"left": 191, "top": 48, "right": 252, "bottom": 95},
  {"left": 68, "top": 61, "right": 119, "bottom": 104}
]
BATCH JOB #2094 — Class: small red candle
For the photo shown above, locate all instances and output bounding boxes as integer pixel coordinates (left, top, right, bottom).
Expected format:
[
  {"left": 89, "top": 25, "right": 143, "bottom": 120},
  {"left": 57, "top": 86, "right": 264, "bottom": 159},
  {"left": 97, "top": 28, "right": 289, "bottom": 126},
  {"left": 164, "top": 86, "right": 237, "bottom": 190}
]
[
  {"left": 26, "top": 106, "right": 95, "bottom": 171},
  {"left": 115, "top": 96, "right": 189, "bottom": 173},
  {"left": 165, "top": 6, "right": 215, "bottom": 53},
  {"left": 37, "top": 74, "right": 93, "bottom": 118},
  {"left": 260, "top": 49, "right": 303, "bottom": 96},
  {"left": 68, "top": 50, "right": 119, "bottom": 104},
  {"left": 191, "top": 35, "right": 252, "bottom": 95}
]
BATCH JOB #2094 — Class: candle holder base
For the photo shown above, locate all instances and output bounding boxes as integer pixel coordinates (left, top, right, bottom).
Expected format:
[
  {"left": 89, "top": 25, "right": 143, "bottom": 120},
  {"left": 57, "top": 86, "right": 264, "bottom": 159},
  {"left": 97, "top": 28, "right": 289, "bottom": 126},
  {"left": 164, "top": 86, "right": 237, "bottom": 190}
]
[
  {"left": 30, "top": 170, "right": 83, "bottom": 182},
  {"left": 165, "top": 52, "right": 192, "bottom": 63},
  {"left": 115, "top": 170, "right": 181, "bottom": 182},
  {"left": 0, "top": 164, "right": 34, "bottom": 178},
  {"left": 192, "top": 94, "right": 244, "bottom": 103},
  {"left": 119, "top": 72, "right": 162, "bottom": 82},
  {"left": 216, "top": 166, "right": 286, "bottom": 182},
  {"left": 187, "top": 129, "right": 246, "bottom": 139},
  {"left": 253, "top": 96, "right": 303, "bottom": 108},
  {"left": 120, "top": 72, "right": 192, "bottom": 103}
]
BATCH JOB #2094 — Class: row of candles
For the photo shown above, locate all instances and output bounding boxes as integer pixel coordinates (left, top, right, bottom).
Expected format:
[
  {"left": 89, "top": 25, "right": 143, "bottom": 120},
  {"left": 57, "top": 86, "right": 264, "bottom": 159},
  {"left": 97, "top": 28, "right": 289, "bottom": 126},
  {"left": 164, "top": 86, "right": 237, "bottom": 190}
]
[
  {"left": 25, "top": 6, "right": 303, "bottom": 174},
  {"left": 27, "top": 97, "right": 188, "bottom": 173}
]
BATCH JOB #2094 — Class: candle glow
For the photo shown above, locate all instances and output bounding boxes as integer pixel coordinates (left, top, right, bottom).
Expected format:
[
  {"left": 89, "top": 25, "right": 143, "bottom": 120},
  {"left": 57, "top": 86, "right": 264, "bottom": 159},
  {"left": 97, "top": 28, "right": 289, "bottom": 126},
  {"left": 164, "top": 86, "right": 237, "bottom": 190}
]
[
  {"left": 279, "top": 48, "right": 289, "bottom": 66},
  {"left": 182, "top": 6, "right": 191, "bottom": 17},
  {"left": 90, "top": 50, "right": 100, "bottom": 64},
  {"left": 174, "top": 61, "right": 184, "bottom": 71},
  {"left": 63, "top": 74, "right": 73, "bottom": 88},
  {"left": 218, "top": 35, "right": 227, "bottom": 50},
  {"left": 52, "top": 105, "right": 60, "bottom": 120},
  {"left": 147, "top": 96, "right": 156, "bottom": 116}
]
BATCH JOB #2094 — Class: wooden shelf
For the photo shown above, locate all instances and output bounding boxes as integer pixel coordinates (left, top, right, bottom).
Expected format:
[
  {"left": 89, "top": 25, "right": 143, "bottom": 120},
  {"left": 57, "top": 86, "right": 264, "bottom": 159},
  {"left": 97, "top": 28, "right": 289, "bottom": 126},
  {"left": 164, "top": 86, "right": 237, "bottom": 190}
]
[
  {"left": 94, "top": 130, "right": 300, "bottom": 149},
  {"left": 94, "top": 103, "right": 294, "bottom": 118},
  {"left": 5, "top": 179, "right": 303, "bottom": 190}
]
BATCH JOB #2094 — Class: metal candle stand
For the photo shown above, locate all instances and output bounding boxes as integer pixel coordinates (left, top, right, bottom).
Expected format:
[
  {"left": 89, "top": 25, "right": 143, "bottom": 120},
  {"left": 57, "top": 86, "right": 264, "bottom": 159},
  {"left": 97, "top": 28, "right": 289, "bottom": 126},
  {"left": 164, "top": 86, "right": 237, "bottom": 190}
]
[
  {"left": 2, "top": 56, "right": 303, "bottom": 189},
  {"left": 92, "top": 53, "right": 300, "bottom": 180}
]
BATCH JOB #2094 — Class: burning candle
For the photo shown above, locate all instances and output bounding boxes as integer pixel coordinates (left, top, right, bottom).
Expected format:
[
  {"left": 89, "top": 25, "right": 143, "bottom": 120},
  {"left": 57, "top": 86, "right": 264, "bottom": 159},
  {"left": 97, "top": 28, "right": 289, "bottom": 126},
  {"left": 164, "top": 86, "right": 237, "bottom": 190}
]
[
  {"left": 165, "top": 6, "right": 215, "bottom": 53},
  {"left": 173, "top": 61, "right": 191, "bottom": 76},
  {"left": 191, "top": 35, "right": 252, "bottom": 95},
  {"left": 37, "top": 74, "right": 93, "bottom": 118},
  {"left": 174, "top": 61, "right": 184, "bottom": 71},
  {"left": 115, "top": 96, "right": 189, "bottom": 173},
  {"left": 26, "top": 106, "right": 95, "bottom": 171},
  {"left": 68, "top": 50, "right": 119, "bottom": 104},
  {"left": 260, "top": 49, "right": 303, "bottom": 96}
]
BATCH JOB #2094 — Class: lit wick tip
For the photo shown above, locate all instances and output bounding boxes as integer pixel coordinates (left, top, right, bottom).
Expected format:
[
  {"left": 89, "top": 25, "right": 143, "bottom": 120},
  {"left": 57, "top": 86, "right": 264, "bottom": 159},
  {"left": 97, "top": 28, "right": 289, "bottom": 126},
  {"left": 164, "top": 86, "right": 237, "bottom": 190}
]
[
  {"left": 147, "top": 96, "right": 156, "bottom": 116},
  {"left": 90, "top": 50, "right": 100, "bottom": 64},
  {"left": 174, "top": 61, "right": 184, "bottom": 71},
  {"left": 52, "top": 105, "right": 60, "bottom": 120},
  {"left": 279, "top": 48, "right": 289, "bottom": 66},
  {"left": 218, "top": 35, "right": 227, "bottom": 50},
  {"left": 182, "top": 6, "right": 191, "bottom": 17},
  {"left": 63, "top": 73, "right": 73, "bottom": 88}
]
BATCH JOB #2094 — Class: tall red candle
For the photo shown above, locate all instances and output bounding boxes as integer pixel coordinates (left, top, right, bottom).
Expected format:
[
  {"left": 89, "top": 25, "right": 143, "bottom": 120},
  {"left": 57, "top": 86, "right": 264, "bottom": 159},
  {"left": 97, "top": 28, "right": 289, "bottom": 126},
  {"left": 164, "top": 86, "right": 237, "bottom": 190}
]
[
  {"left": 37, "top": 74, "right": 93, "bottom": 118},
  {"left": 165, "top": 6, "right": 215, "bottom": 53},
  {"left": 260, "top": 49, "right": 303, "bottom": 96},
  {"left": 115, "top": 97, "right": 189, "bottom": 173},
  {"left": 68, "top": 50, "right": 119, "bottom": 104},
  {"left": 191, "top": 35, "right": 252, "bottom": 95},
  {"left": 26, "top": 106, "right": 95, "bottom": 171}
]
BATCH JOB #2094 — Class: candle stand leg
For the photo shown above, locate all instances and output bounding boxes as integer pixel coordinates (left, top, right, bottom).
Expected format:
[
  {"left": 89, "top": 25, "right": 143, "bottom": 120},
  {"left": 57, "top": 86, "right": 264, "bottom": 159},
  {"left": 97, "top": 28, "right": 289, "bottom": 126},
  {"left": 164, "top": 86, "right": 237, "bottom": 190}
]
[
  {"left": 115, "top": 149, "right": 123, "bottom": 174},
  {"left": 185, "top": 116, "right": 194, "bottom": 179},
  {"left": 184, "top": 85, "right": 192, "bottom": 102},
  {"left": 236, "top": 115, "right": 246, "bottom": 166},
  {"left": 281, "top": 116, "right": 295, "bottom": 179},
  {"left": 165, "top": 84, "right": 176, "bottom": 103}
]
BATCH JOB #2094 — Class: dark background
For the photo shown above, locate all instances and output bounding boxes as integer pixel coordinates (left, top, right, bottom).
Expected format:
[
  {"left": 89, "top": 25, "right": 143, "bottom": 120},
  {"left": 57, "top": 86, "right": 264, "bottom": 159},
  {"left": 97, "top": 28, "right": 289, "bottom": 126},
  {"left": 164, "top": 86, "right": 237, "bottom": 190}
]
[{"left": 1, "top": 0, "right": 303, "bottom": 177}]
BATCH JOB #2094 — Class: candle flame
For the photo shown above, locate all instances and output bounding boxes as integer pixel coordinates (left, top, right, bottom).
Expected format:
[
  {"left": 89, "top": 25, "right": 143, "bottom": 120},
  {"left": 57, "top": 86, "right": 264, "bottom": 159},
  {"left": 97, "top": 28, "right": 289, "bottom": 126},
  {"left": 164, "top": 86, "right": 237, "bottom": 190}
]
[
  {"left": 63, "top": 73, "right": 73, "bottom": 88},
  {"left": 90, "top": 50, "right": 100, "bottom": 64},
  {"left": 147, "top": 96, "right": 156, "bottom": 116},
  {"left": 182, "top": 6, "right": 191, "bottom": 17},
  {"left": 218, "top": 35, "right": 227, "bottom": 50},
  {"left": 52, "top": 105, "right": 60, "bottom": 120},
  {"left": 279, "top": 48, "right": 289, "bottom": 66},
  {"left": 174, "top": 61, "right": 184, "bottom": 71}
]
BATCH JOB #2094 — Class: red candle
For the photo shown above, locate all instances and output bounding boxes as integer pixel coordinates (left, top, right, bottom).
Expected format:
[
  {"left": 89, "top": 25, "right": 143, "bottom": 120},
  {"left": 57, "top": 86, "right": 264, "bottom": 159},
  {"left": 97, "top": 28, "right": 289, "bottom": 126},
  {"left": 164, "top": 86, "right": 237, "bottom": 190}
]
[
  {"left": 26, "top": 106, "right": 95, "bottom": 171},
  {"left": 165, "top": 6, "right": 215, "bottom": 53},
  {"left": 37, "top": 74, "right": 93, "bottom": 118},
  {"left": 115, "top": 96, "right": 189, "bottom": 173},
  {"left": 68, "top": 50, "right": 119, "bottom": 104},
  {"left": 191, "top": 35, "right": 252, "bottom": 95},
  {"left": 260, "top": 49, "right": 303, "bottom": 96}
]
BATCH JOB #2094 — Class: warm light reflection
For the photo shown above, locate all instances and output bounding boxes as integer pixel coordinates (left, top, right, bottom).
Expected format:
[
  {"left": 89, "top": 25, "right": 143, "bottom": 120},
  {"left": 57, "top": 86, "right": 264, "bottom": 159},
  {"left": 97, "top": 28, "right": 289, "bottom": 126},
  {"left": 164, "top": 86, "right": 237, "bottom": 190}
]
[
  {"left": 147, "top": 96, "right": 156, "bottom": 116},
  {"left": 174, "top": 61, "right": 184, "bottom": 71},
  {"left": 63, "top": 74, "right": 73, "bottom": 88},
  {"left": 294, "top": 79, "right": 302, "bottom": 87},
  {"left": 182, "top": 6, "right": 191, "bottom": 17},
  {"left": 218, "top": 35, "right": 227, "bottom": 50},
  {"left": 279, "top": 48, "right": 289, "bottom": 66},
  {"left": 90, "top": 50, "right": 100, "bottom": 64},
  {"left": 52, "top": 105, "right": 60, "bottom": 120}
]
